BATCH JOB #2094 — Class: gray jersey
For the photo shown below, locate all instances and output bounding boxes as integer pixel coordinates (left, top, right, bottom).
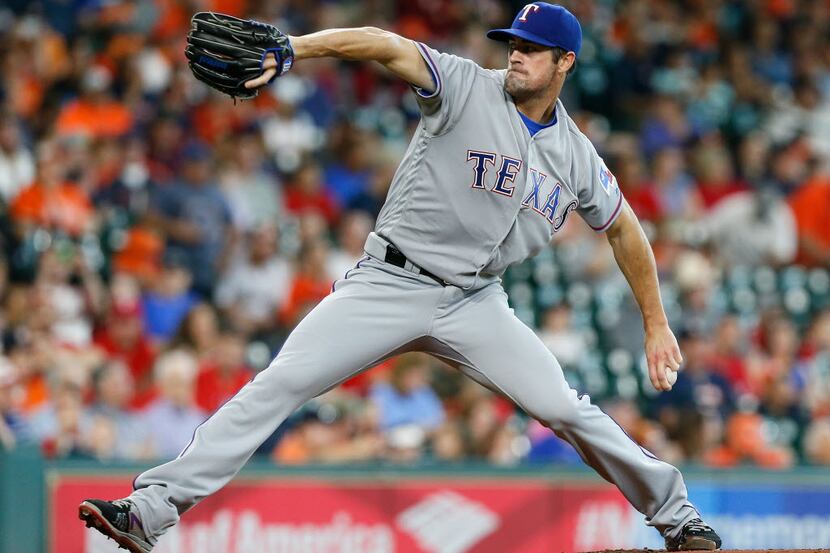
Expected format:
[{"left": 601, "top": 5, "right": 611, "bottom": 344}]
[{"left": 374, "top": 43, "right": 623, "bottom": 289}]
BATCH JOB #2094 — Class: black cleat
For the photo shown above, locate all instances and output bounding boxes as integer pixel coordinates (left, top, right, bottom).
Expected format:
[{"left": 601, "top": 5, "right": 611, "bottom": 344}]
[
  {"left": 78, "top": 499, "right": 153, "bottom": 553},
  {"left": 665, "top": 518, "right": 722, "bottom": 551}
]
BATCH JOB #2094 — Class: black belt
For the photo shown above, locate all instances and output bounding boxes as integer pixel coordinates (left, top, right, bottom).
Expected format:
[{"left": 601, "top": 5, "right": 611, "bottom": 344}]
[{"left": 384, "top": 243, "right": 448, "bottom": 286}]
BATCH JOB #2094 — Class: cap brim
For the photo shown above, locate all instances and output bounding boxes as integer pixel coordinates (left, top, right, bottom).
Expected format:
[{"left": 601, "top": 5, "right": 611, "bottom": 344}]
[{"left": 486, "top": 28, "right": 559, "bottom": 49}]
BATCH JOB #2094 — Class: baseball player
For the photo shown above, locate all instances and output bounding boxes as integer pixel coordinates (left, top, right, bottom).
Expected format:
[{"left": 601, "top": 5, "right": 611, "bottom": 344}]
[{"left": 79, "top": 4, "right": 722, "bottom": 552}]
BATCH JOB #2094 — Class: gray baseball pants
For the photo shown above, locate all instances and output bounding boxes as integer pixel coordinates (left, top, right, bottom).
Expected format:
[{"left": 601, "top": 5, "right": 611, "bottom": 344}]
[{"left": 129, "top": 247, "right": 698, "bottom": 544}]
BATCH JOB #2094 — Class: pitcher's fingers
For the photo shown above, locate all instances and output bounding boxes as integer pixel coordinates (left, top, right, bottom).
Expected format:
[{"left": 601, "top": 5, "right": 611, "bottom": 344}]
[
  {"left": 262, "top": 53, "right": 278, "bottom": 70},
  {"left": 653, "top": 355, "right": 672, "bottom": 391},
  {"left": 648, "top": 358, "right": 667, "bottom": 391},
  {"left": 245, "top": 53, "right": 279, "bottom": 89},
  {"left": 245, "top": 67, "right": 277, "bottom": 89}
]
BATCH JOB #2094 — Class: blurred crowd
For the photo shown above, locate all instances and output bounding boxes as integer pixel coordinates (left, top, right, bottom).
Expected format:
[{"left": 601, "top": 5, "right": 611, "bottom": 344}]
[{"left": 1, "top": 0, "right": 830, "bottom": 470}]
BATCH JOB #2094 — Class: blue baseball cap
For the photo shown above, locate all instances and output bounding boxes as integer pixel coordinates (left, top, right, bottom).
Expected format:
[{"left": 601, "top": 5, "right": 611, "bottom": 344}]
[{"left": 487, "top": 3, "right": 582, "bottom": 56}]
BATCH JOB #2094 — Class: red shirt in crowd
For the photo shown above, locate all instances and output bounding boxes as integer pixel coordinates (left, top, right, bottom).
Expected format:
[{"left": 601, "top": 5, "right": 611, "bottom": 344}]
[
  {"left": 624, "top": 182, "right": 664, "bottom": 223},
  {"left": 93, "top": 306, "right": 158, "bottom": 409},
  {"left": 284, "top": 187, "right": 340, "bottom": 227},
  {"left": 195, "top": 363, "right": 252, "bottom": 412},
  {"left": 696, "top": 179, "right": 749, "bottom": 209}
]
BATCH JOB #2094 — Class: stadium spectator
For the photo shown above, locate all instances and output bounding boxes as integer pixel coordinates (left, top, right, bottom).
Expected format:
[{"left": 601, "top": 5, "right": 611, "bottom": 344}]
[
  {"left": 704, "top": 412, "right": 794, "bottom": 469},
  {"left": 673, "top": 250, "right": 722, "bottom": 334},
  {"left": 324, "top": 129, "right": 374, "bottom": 206},
  {"left": 709, "top": 315, "right": 750, "bottom": 395},
  {"left": 283, "top": 161, "right": 340, "bottom": 227},
  {"left": 54, "top": 65, "right": 133, "bottom": 139},
  {"left": 701, "top": 188, "right": 797, "bottom": 267},
  {"left": 790, "top": 173, "right": 830, "bottom": 268},
  {"left": 0, "top": 358, "right": 26, "bottom": 450},
  {"left": 0, "top": 115, "right": 35, "bottom": 204},
  {"left": 616, "top": 153, "right": 663, "bottom": 223},
  {"left": 748, "top": 315, "right": 805, "bottom": 401},
  {"left": 692, "top": 141, "right": 748, "bottom": 210},
  {"left": 10, "top": 140, "right": 95, "bottom": 237},
  {"left": 93, "top": 296, "right": 157, "bottom": 409},
  {"left": 88, "top": 360, "right": 151, "bottom": 459},
  {"left": 649, "top": 146, "right": 700, "bottom": 221},
  {"left": 195, "top": 332, "right": 252, "bottom": 413},
  {"left": 639, "top": 96, "right": 693, "bottom": 159},
  {"left": 28, "top": 380, "right": 92, "bottom": 458},
  {"left": 140, "top": 255, "right": 199, "bottom": 343},
  {"left": 215, "top": 222, "right": 292, "bottom": 338},
  {"left": 219, "top": 131, "right": 285, "bottom": 233},
  {"left": 758, "top": 374, "right": 807, "bottom": 454},
  {"left": 32, "top": 245, "right": 104, "bottom": 347},
  {"left": 346, "top": 160, "right": 394, "bottom": 218},
  {"left": 92, "top": 137, "right": 158, "bottom": 224},
  {"left": 169, "top": 303, "right": 221, "bottom": 363},
  {"left": 272, "top": 399, "right": 384, "bottom": 464},
  {"left": 327, "top": 210, "right": 373, "bottom": 281},
  {"left": 279, "top": 239, "right": 333, "bottom": 328},
  {"left": 370, "top": 354, "right": 445, "bottom": 442},
  {"left": 650, "top": 327, "right": 735, "bottom": 460},
  {"left": 149, "top": 140, "right": 235, "bottom": 296},
  {"left": 765, "top": 76, "right": 830, "bottom": 160},
  {"left": 804, "top": 419, "right": 830, "bottom": 465},
  {"left": 802, "top": 314, "right": 830, "bottom": 418},
  {"left": 140, "top": 350, "right": 206, "bottom": 460},
  {"left": 537, "top": 303, "right": 590, "bottom": 372}
]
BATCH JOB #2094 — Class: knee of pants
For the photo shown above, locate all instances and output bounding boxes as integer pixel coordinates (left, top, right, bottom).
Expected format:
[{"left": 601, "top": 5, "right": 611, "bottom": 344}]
[
  {"left": 258, "top": 354, "right": 343, "bottom": 403},
  {"left": 532, "top": 399, "right": 581, "bottom": 431}
]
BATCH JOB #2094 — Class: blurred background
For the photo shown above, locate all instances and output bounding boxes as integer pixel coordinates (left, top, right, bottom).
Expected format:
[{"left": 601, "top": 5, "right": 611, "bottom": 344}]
[{"left": 1, "top": 0, "right": 830, "bottom": 552}]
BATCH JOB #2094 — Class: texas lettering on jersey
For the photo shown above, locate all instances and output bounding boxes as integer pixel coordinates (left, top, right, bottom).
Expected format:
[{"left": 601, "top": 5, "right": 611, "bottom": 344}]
[{"left": 466, "top": 151, "right": 580, "bottom": 232}]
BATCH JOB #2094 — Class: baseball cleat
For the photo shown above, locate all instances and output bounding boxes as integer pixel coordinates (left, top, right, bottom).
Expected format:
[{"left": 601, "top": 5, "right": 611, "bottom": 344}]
[
  {"left": 79, "top": 498, "right": 153, "bottom": 553},
  {"left": 665, "top": 518, "right": 722, "bottom": 551}
]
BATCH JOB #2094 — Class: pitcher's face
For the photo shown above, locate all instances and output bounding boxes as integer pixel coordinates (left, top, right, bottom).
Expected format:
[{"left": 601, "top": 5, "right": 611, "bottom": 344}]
[{"left": 503, "top": 38, "right": 557, "bottom": 103}]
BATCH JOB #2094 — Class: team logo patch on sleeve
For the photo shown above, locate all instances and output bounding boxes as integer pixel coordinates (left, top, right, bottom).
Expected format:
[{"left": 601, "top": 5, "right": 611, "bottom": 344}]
[{"left": 599, "top": 163, "right": 618, "bottom": 196}]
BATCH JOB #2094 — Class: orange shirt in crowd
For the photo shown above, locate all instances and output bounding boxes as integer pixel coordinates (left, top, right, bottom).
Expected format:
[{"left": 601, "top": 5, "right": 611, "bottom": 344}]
[
  {"left": 10, "top": 181, "right": 94, "bottom": 236},
  {"left": 272, "top": 432, "right": 310, "bottom": 465},
  {"left": 278, "top": 275, "right": 333, "bottom": 327},
  {"left": 112, "top": 226, "right": 165, "bottom": 282},
  {"left": 18, "top": 373, "right": 50, "bottom": 415},
  {"left": 55, "top": 99, "right": 133, "bottom": 138},
  {"left": 789, "top": 175, "right": 830, "bottom": 267}
]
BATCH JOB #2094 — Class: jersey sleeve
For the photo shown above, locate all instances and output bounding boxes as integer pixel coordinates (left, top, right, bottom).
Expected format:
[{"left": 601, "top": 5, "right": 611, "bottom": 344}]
[
  {"left": 573, "top": 134, "right": 624, "bottom": 233},
  {"left": 411, "top": 42, "right": 481, "bottom": 136}
]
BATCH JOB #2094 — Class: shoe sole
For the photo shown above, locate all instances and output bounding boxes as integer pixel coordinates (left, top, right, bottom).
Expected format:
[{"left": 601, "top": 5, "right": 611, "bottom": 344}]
[
  {"left": 78, "top": 501, "right": 152, "bottom": 553},
  {"left": 677, "top": 536, "right": 720, "bottom": 550}
]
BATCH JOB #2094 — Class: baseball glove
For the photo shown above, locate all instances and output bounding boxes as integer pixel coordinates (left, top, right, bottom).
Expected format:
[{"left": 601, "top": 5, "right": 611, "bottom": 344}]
[{"left": 185, "top": 12, "right": 295, "bottom": 100}]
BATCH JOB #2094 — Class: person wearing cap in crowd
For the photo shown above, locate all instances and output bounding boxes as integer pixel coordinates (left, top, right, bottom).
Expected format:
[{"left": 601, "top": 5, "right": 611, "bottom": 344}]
[
  {"left": 139, "top": 250, "right": 199, "bottom": 344},
  {"left": 93, "top": 297, "right": 157, "bottom": 409},
  {"left": 148, "top": 140, "right": 235, "bottom": 297}
]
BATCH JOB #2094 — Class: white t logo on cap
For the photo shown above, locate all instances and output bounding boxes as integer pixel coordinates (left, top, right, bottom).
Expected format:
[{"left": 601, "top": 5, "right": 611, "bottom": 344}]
[{"left": 519, "top": 4, "right": 541, "bottom": 21}]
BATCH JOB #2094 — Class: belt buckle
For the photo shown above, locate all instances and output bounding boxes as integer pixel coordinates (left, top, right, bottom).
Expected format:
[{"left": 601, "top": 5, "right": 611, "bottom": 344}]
[
  {"left": 385, "top": 242, "right": 447, "bottom": 286},
  {"left": 385, "top": 244, "right": 407, "bottom": 268}
]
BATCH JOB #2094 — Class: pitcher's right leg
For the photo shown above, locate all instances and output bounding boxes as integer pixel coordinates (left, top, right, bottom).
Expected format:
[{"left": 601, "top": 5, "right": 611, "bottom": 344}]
[
  {"left": 429, "top": 284, "right": 714, "bottom": 547},
  {"left": 81, "top": 259, "right": 443, "bottom": 547}
]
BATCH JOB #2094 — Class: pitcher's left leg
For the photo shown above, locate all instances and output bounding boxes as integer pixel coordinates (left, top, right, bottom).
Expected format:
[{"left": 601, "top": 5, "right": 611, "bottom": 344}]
[{"left": 430, "top": 284, "right": 700, "bottom": 541}]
